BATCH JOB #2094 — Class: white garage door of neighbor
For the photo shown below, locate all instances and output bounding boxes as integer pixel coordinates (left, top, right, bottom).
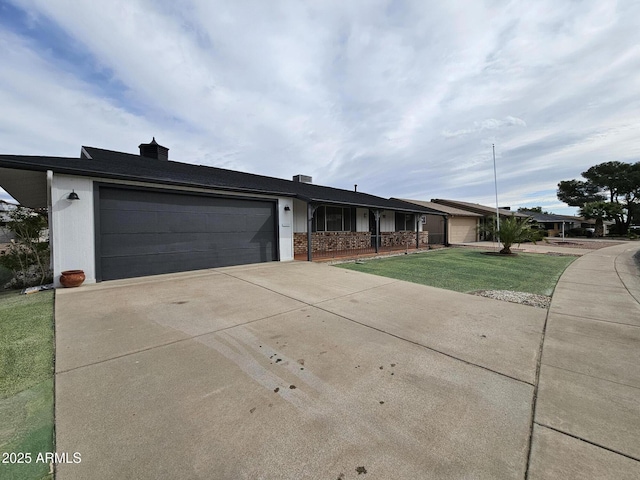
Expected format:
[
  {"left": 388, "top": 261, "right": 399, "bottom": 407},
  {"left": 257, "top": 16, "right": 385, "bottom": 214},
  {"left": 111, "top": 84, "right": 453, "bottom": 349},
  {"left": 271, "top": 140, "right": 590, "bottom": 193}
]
[{"left": 450, "top": 217, "right": 478, "bottom": 243}]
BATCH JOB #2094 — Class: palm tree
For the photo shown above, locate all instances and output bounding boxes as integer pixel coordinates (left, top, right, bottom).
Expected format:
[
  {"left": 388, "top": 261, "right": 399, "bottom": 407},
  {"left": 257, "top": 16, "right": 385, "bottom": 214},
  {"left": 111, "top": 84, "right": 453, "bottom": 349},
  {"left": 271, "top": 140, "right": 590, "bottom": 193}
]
[
  {"left": 480, "top": 215, "right": 540, "bottom": 254},
  {"left": 579, "top": 201, "right": 622, "bottom": 237}
]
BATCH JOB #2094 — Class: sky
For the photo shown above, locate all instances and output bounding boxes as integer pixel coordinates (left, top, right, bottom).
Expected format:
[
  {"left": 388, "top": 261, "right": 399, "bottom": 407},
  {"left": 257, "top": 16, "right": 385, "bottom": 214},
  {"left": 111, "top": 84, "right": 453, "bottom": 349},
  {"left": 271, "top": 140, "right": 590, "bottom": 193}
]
[{"left": 0, "top": 0, "right": 639, "bottom": 215}]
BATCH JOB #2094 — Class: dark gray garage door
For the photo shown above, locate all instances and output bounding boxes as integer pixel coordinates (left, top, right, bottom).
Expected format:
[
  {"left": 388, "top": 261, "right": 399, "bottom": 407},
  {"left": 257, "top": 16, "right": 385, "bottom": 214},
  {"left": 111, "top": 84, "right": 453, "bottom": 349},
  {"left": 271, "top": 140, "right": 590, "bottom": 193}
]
[{"left": 97, "top": 187, "right": 277, "bottom": 281}]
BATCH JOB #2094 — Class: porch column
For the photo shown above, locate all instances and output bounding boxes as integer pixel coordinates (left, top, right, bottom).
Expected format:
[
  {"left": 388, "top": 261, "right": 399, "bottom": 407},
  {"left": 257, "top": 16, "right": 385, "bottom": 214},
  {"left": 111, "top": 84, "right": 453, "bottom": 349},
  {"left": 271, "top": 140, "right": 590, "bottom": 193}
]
[
  {"left": 415, "top": 214, "right": 420, "bottom": 249},
  {"left": 306, "top": 203, "right": 316, "bottom": 261},
  {"left": 444, "top": 216, "right": 450, "bottom": 246},
  {"left": 374, "top": 210, "right": 381, "bottom": 254}
]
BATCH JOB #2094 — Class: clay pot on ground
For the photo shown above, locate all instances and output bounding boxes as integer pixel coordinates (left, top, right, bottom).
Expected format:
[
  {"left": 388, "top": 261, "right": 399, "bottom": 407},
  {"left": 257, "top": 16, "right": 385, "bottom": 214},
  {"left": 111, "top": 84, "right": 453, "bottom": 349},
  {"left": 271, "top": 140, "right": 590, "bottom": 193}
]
[{"left": 60, "top": 270, "right": 85, "bottom": 288}]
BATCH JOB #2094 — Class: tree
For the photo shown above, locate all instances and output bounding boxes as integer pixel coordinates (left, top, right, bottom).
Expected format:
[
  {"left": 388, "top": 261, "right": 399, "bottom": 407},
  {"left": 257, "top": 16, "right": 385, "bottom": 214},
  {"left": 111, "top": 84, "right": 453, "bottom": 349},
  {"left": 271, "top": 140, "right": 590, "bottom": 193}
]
[
  {"left": 579, "top": 201, "right": 622, "bottom": 237},
  {"left": 517, "top": 206, "right": 551, "bottom": 214},
  {"left": 480, "top": 215, "right": 541, "bottom": 254},
  {"left": 557, "top": 161, "right": 640, "bottom": 234},
  {"left": 557, "top": 179, "right": 604, "bottom": 206},
  {"left": 0, "top": 206, "right": 51, "bottom": 287}
]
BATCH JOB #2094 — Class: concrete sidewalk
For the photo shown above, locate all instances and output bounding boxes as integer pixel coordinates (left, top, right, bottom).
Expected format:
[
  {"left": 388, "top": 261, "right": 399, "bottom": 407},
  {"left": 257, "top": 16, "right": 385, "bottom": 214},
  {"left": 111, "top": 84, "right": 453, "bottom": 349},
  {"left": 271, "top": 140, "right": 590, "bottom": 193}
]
[
  {"left": 52, "top": 244, "right": 640, "bottom": 479},
  {"left": 528, "top": 242, "right": 640, "bottom": 478}
]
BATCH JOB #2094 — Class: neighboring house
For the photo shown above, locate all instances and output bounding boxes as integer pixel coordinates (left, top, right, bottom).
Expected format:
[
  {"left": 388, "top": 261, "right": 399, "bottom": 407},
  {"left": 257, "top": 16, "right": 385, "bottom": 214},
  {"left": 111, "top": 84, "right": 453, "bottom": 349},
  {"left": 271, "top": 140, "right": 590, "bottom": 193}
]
[
  {"left": 0, "top": 139, "right": 438, "bottom": 286},
  {"left": 0, "top": 199, "right": 17, "bottom": 223},
  {"left": 406, "top": 198, "right": 526, "bottom": 244},
  {"left": 575, "top": 216, "right": 612, "bottom": 236},
  {"left": 517, "top": 211, "right": 579, "bottom": 237},
  {"left": 395, "top": 199, "right": 483, "bottom": 244},
  {"left": 430, "top": 199, "right": 527, "bottom": 242},
  {"left": 0, "top": 199, "right": 17, "bottom": 243}
]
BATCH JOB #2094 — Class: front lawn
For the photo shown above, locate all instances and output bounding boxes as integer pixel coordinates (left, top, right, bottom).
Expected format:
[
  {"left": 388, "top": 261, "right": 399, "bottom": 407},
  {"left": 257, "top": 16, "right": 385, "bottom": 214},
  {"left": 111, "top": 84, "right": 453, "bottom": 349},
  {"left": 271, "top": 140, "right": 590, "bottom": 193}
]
[
  {"left": 336, "top": 248, "right": 576, "bottom": 296},
  {"left": 0, "top": 290, "right": 55, "bottom": 480}
]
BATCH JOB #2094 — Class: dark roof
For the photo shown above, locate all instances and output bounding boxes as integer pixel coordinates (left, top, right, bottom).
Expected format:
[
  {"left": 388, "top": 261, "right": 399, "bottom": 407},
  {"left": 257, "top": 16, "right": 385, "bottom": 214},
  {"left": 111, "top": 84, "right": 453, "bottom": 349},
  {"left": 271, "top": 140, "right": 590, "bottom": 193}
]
[
  {"left": 0, "top": 146, "right": 438, "bottom": 214},
  {"left": 520, "top": 211, "right": 580, "bottom": 223}
]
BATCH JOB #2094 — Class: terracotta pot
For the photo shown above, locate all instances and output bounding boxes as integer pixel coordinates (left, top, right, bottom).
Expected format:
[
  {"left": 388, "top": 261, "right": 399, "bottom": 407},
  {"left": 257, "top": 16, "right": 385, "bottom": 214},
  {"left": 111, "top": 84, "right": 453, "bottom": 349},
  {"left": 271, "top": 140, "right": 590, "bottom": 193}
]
[{"left": 60, "top": 270, "right": 85, "bottom": 288}]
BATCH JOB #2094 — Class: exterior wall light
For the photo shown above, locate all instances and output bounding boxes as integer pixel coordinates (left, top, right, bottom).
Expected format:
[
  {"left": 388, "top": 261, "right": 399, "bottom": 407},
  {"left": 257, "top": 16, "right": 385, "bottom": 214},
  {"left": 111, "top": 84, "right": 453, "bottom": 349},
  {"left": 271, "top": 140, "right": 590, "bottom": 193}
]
[
  {"left": 284, "top": 205, "right": 291, "bottom": 211},
  {"left": 67, "top": 190, "right": 80, "bottom": 201}
]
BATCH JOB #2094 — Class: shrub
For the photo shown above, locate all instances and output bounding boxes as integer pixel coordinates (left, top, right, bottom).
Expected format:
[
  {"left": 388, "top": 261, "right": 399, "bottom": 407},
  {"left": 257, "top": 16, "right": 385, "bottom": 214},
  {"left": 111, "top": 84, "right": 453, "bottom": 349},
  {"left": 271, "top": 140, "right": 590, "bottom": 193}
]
[{"left": 0, "top": 207, "right": 52, "bottom": 288}]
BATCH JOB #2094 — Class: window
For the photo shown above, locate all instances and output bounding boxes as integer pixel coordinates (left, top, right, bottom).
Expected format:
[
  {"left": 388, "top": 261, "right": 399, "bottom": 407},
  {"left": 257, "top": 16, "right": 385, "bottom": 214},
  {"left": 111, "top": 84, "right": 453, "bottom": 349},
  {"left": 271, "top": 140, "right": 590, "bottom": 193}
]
[
  {"left": 313, "top": 206, "right": 355, "bottom": 232},
  {"left": 395, "top": 212, "right": 414, "bottom": 231},
  {"left": 326, "top": 206, "right": 343, "bottom": 231}
]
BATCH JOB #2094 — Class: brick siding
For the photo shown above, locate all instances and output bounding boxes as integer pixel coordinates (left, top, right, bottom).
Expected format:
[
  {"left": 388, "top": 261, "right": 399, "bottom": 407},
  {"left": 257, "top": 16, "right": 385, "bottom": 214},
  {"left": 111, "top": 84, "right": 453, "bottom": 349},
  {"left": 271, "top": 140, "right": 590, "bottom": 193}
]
[{"left": 294, "top": 231, "right": 429, "bottom": 255}]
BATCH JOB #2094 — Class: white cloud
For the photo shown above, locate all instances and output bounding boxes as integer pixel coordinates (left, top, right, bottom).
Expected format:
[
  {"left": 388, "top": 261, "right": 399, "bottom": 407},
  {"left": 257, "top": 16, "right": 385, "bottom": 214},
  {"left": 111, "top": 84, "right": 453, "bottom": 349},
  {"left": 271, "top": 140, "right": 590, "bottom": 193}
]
[{"left": 0, "top": 0, "right": 639, "bottom": 212}]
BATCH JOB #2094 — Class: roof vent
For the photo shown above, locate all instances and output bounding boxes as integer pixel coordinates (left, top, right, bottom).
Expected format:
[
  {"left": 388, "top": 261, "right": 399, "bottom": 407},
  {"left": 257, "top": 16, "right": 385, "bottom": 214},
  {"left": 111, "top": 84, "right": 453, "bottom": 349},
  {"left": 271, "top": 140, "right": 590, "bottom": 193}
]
[
  {"left": 292, "top": 174, "right": 312, "bottom": 184},
  {"left": 139, "top": 137, "right": 169, "bottom": 161}
]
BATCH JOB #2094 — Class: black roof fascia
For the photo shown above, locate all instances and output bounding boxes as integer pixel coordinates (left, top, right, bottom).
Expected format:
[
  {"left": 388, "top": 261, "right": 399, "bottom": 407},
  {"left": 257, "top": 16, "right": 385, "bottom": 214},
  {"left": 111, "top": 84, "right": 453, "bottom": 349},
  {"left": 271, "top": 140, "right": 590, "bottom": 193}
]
[{"left": 0, "top": 149, "right": 431, "bottom": 214}]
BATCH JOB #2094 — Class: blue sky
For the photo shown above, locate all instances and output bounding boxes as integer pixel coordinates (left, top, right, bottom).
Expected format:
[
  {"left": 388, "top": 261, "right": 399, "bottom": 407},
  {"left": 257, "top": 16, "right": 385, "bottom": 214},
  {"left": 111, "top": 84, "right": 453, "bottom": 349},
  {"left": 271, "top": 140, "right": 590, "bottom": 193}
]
[{"left": 1, "top": 0, "right": 639, "bottom": 215}]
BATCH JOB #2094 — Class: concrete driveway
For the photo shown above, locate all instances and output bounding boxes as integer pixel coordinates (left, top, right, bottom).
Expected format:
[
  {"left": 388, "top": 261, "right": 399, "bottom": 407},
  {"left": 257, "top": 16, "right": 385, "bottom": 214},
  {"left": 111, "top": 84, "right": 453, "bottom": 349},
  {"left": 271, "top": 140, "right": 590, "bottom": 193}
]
[
  {"left": 55, "top": 260, "right": 548, "bottom": 479},
  {"left": 54, "top": 246, "right": 640, "bottom": 479}
]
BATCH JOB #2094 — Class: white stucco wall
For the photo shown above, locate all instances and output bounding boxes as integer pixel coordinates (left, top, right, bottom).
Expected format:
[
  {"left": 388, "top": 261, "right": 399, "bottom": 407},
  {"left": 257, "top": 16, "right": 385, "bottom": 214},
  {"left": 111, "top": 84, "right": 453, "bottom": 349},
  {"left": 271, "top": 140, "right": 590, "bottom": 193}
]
[
  {"left": 277, "top": 197, "right": 294, "bottom": 261},
  {"left": 50, "top": 174, "right": 96, "bottom": 286},
  {"left": 380, "top": 210, "right": 394, "bottom": 231},
  {"left": 293, "top": 198, "right": 308, "bottom": 233},
  {"left": 355, "top": 208, "right": 369, "bottom": 232}
]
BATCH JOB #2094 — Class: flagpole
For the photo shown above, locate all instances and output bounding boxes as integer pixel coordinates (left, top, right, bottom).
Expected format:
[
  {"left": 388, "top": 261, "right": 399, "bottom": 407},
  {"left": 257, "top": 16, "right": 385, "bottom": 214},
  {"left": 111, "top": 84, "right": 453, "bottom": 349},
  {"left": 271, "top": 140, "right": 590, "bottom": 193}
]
[{"left": 493, "top": 144, "right": 500, "bottom": 243}]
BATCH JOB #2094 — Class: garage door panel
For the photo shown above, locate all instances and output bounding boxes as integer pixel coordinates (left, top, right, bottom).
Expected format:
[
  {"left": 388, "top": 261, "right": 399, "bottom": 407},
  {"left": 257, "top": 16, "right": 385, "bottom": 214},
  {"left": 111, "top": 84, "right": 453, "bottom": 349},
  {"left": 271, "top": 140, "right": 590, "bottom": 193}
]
[
  {"left": 101, "top": 251, "right": 222, "bottom": 280},
  {"left": 101, "top": 244, "right": 274, "bottom": 280},
  {"left": 98, "top": 187, "right": 277, "bottom": 280},
  {"left": 101, "top": 232, "right": 218, "bottom": 257},
  {"left": 99, "top": 231, "right": 276, "bottom": 276},
  {"left": 202, "top": 214, "right": 239, "bottom": 233},
  {"left": 100, "top": 209, "right": 160, "bottom": 234},
  {"left": 245, "top": 214, "right": 274, "bottom": 231}
]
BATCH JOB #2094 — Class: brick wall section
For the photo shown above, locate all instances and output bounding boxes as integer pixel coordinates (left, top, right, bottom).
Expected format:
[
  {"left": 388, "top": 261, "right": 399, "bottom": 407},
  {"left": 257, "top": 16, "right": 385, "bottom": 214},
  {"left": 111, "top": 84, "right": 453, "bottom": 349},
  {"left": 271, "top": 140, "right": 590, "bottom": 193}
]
[
  {"left": 293, "top": 232, "right": 371, "bottom": 255},
  {"left": 294, "top": 231, "right": 429, "bottom": 254},
  {"left": 380, "top": 231, "right": 428, "bottom": 247}
]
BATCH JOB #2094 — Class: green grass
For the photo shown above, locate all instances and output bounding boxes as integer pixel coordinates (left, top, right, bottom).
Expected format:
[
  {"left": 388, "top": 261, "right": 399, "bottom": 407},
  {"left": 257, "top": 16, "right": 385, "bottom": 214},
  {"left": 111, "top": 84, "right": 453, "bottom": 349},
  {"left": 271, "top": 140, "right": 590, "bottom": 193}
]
[
  {"left": 336, "top": 248, "right": 577, "bottom": 296},
  {"left": 0, "top": 290, "right": 54, "bottom": 480}
]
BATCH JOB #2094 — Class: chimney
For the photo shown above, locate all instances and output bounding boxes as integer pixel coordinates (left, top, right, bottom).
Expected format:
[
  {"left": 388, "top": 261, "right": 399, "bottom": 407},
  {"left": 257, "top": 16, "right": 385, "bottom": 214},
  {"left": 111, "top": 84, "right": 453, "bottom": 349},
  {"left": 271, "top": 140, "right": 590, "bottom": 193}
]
[
  {"left": 139, "top": 137, "right": 169, "bottom": 161},
  {"left": 292, "top": 174, "right": 312, "bottom": 184}
]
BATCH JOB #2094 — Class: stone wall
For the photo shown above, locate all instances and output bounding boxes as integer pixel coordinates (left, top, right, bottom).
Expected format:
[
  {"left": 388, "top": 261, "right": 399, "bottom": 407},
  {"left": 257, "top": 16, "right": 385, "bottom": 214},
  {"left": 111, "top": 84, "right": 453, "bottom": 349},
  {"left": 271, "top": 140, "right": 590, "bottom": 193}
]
[
  {"left": 294, "top": 232, "right": 371, "bottom": 255},
  {"left": 294, "top": 231, "right": 429, "bottom": 255}
]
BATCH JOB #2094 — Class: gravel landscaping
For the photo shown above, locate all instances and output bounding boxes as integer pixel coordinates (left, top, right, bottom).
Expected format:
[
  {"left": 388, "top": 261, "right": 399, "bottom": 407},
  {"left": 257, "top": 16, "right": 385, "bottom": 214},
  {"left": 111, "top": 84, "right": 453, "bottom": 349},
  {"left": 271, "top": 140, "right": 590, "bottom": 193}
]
[
  {"left": 471, "top": 290, "right": 551, "bottom": 309},
  {"left": 545, "top": 239, "right": 625, "bottom": 250}
]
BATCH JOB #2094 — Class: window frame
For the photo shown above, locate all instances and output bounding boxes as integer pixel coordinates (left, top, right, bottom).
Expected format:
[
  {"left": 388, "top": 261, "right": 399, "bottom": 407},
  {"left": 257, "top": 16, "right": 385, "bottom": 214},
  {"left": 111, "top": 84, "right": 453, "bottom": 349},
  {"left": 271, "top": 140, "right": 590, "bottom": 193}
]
[
  {"left": 313, "top": 205, "right": 356, "bottom": 232},
  {"left": 394, "top": 212, "right": 415, "bottom": 232}
]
